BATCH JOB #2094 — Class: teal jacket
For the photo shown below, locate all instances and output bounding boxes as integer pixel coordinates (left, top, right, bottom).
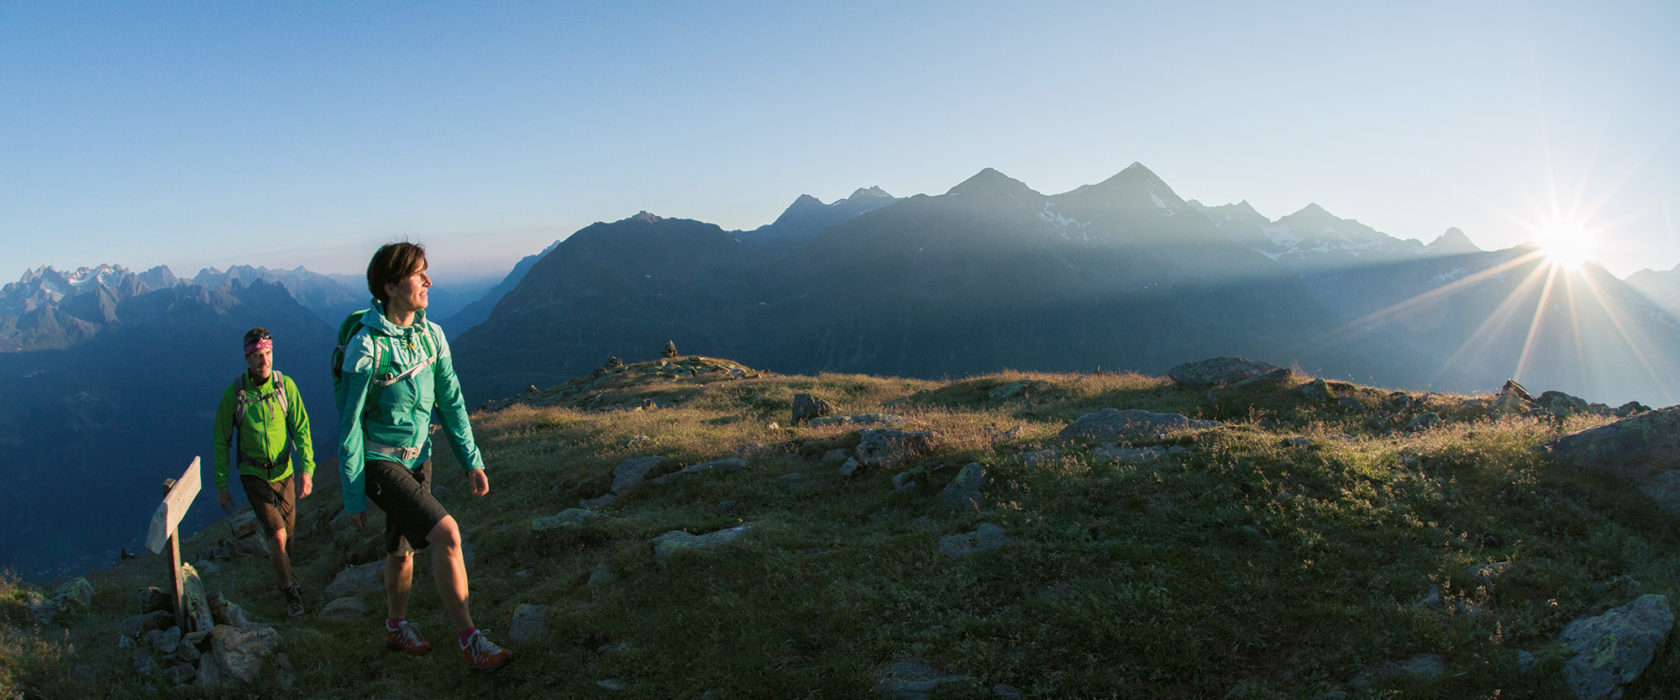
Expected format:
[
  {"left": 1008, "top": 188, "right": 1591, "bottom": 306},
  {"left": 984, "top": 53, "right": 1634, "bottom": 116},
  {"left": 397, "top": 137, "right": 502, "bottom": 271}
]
[
  {"left": 337, "top": 300, "right": 485, "bottom": 515},
  {"left": 212, "top": 371, "right": 315, "bottom": 491}
]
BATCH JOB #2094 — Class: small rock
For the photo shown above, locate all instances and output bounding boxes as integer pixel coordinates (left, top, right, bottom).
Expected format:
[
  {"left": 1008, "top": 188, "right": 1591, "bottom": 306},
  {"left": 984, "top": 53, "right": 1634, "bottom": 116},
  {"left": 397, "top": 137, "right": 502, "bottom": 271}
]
[
  {"left": 587, "top": 562, "right": 617, "bottom": 588},
  {"left": 1406, "top": 412, "right": 1442, "bottom": 432},
  {"left": 1336, "top": 397, "right": 1364, "bottom": 411},
  {"left": 121, "top": 610, "right": 177, "bottom": 639},
  {"left": 775, "top": 472, "right": 803, "bottom": 483},
  {"left": 532, "top": 508, "right": 601, "bottom": 531},
  {"left": 318, "top": 596, "right": 367, "bottom": 621},
  {"left": 939, "top": 523, "right": 1009, "bottom": 556},
  {"left": 1414, "top": 583, "right": 1442, "bottom": 608},
  {"left": 162, "top": 663, "right": 196, "bottom": 686},
  {"left": 876, "top": 659, "right": 970, "bottom": 699},
  {"left": 509, "top": 603, "right": 550, "bottom": 644},
  {"left": 856, "top": 429, "right": 935, "bottom": 470},
  {"left": 148, "top": 626, "right": 183, "bottom": 655},
  {"left": 838, "top": 458, "right": 862, "bottom": 478},
  {"left": 1299, "top": 378, "right": 1333, "bottom": 402},
  {"left": 138, "top": 586, "right": 174, "bottom": 615},
  {"left": 937, "top": 463, "right": 986, "bottom": 508},
  {"left": 988, "top": 381, "right": 1030, "bottom": 400},
  {"left": 891, "top": 472, "right": 916, "bottom": 490},
  {"left": 792, "top": 393, "right": 837, "bottom": 425},
  {"left": 1516, "top": 650, "right": 1538, "bottom": 674},
  {"left": 1282, "top": 437, "right": 1311, "bottom": 449},
  {"left": 1168, "top": 356, "right": 1289, "bottom": 388},
  {"left": 1019, "top": 449, "right": 1060, "bottom": 466},
  {"left": 1090, "top": 444, "right": 1166, "bottom": 463},
  {"left": 597, "top": 679, "right": 625, "bottom": 691},
  {"left": 652, "top": 523, "right": 756, "bottom": 566},
  {"left": 611, "top": 456, "right": 667, "bottom": 494},
  {"left": 821, "top": 449, "right": 850, "bottom": 466},
  {"left": 1350, "top": 653, "right": 1444, "bottom": 690},
  {"left": 325, "top": 561, "right": 384, "bottom": 600}
]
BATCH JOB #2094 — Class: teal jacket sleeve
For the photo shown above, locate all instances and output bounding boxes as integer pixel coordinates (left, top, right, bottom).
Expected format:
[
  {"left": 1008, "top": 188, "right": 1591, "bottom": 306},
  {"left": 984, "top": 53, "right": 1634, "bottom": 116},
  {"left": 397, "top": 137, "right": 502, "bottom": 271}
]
[
  {"left": 430, "top": 324, "right": 485, "bottom": 472},
  {"left": 337, "top": 331, "right": 377, "bottom": 514},
  {"left": 283, "top": 374, "right": 315, "bottom": 477},
  {"left": 211, "top": 382, "right": 237, "bottom": 491}
]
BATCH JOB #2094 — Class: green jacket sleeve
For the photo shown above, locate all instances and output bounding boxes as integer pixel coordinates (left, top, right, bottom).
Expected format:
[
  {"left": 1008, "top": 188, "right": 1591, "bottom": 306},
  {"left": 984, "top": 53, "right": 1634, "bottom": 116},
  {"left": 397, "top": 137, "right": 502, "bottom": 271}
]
[
  {"left": 338, "top": 331, "right": 377, "bottom": 514},
  {"left": 429, "top": 323, "right": 485, "bottom": 472},
  {"left": 211, "top": 382, "right": 237, "bottom": 491},
  {"left": 283, "top": 374, "right": 315, "bottom": 477}
]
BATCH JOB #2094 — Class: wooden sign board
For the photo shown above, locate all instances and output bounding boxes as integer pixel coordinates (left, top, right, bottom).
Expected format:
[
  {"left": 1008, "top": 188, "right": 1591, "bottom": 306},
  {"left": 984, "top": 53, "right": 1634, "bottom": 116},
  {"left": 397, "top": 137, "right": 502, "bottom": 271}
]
[{"left": 145, "top": 457, "right": 201, "bottom": 554}]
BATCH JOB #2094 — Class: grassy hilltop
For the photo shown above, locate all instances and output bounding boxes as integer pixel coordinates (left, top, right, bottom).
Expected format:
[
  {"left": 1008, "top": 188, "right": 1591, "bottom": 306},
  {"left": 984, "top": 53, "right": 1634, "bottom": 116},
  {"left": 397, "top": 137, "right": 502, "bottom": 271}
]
[{"left": 4, "top": 356, "right": 1680, "bottom": 698}]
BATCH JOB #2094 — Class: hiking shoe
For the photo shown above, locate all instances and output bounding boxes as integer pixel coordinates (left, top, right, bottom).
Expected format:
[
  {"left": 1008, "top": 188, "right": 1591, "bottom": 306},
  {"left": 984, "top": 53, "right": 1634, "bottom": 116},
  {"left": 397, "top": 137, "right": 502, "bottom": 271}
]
[
  {"left": 460, "top": 629, "right": 513, "bottom": 672},
  {"left": 385, "top": 620, "right": 432, "bottom": 655},
  {"left": 282, "top": 583, "right": 305, "bottom": 618}
]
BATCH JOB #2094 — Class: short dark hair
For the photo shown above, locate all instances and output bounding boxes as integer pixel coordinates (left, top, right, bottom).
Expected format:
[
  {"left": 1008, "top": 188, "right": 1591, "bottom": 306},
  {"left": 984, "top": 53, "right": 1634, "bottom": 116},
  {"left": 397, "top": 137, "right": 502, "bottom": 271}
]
[
  {"left": 243, "top": 327, "right": 270, "bottom": 346},
  {"left": 367, "top": 242, "right": 428, "bottom": 303}
]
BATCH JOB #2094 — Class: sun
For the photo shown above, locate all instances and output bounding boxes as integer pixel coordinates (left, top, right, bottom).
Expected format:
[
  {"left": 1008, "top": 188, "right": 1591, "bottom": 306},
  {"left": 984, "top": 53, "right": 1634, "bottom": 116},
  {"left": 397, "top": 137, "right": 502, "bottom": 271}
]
[{"left": 1531, "top": 217, "right": 1598, "bottom": 271}]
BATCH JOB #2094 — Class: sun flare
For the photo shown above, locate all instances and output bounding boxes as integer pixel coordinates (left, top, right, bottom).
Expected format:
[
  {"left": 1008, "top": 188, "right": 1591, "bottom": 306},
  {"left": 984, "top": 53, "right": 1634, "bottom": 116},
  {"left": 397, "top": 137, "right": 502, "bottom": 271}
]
[{"left": 1532, "top": 218, "right": 1598, "bottom": 271}]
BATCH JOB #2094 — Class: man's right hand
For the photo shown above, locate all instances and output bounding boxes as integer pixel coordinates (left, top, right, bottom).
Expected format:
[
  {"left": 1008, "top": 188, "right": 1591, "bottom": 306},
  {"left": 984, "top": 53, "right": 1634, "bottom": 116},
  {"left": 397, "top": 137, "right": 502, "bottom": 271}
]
[
  {"left": 349, "top": 512, "right": 367, "bottom": 532},
  {"left": 217, "top": 490, "right": 233, "bottom": 514}
]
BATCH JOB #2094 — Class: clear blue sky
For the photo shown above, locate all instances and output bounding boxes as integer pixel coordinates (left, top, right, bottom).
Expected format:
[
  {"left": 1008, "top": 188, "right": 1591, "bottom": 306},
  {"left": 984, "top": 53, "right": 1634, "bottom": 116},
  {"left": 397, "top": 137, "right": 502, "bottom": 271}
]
[{"left": 4, "top": 1, "right": 1678, "bottom": 284}]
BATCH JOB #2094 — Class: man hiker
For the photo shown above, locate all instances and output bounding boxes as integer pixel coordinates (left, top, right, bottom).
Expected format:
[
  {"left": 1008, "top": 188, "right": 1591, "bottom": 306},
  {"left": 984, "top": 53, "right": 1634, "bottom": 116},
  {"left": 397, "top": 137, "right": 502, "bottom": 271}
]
[
  {"left": 337, "top": 242, "right": 513, "bottom": 672},
  {"left": 212, "top": 326, "right": 316, "bottom": 617}
]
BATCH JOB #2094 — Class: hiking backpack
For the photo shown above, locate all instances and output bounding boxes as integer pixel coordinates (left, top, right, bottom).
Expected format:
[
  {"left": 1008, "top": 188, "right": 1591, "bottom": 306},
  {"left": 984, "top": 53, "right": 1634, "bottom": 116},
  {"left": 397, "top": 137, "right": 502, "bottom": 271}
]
[
  {"left": 330, "top": 309, "right": 442, "bottom": 409},
  {"left": 232, "top": 370, "right": 288, "bottom": 430}
]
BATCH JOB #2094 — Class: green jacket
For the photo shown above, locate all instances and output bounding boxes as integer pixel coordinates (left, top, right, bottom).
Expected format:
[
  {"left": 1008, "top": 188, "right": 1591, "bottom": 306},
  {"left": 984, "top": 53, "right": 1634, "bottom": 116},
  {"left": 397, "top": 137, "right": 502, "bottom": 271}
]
[
  {"left": 337, "top": 300, "right": 485, "bottom": 515},
  {"left": 212, "top": 371, "right": 315, "bottom": 491}
]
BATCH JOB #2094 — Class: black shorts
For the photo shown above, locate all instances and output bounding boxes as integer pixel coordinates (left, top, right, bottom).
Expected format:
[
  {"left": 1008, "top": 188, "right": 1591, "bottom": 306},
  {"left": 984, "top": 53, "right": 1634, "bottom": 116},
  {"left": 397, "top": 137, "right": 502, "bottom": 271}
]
[
  {"left": 364, "top": 459, "right": 449, "bottom": 554},
  {"left": 240, "top": 474, "right": 296, "bottom": 540}
]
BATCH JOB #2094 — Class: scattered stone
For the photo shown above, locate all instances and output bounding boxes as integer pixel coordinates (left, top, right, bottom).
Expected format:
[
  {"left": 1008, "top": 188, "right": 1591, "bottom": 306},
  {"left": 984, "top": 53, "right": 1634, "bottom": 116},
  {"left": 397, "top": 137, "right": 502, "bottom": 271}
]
[
  {"left": 1350, "top": 653, "right": 1444, "bottom": 690},
  {"left": 891, "top": 472, "right": 916, "bottom": 490},
  {"left": 650, "top": 457, "right": 749, "bottom": 485},
  {"left": 1168, "top": 356, "right": 1290, "bottom": 388},
  {"left": 1559, "top": 594, "right": 1674, "bottom": 700},
  {"left": 856, "top": 429, "right": 935, "bottom": 470},
  {"left": 532, "top": 508, "right": 601, "bottom": 531},
  {"left": 1019, "top": 449, "right": 1060, "bottom": 466},
  {"left": 652, "top": 523, "right": 756, "bottom": 566},
  {"left": 1538, "top": 390, "right": 1591, "bottom": 419},
  {"left": 938, "top": 463, "right": 986, "bottom": 509},
  {"left": 1517, "top": 650, "right": 1538, "bottom": 674},
  {"left": 1406, "top": 413, "right": 1442, "bottom": 432},
  {"left": 821, "top": 449, "right": 851, "bottom": 466},
  {"left": 1282, "top": 437, "right": 1311, "bottom": 449},
  {"left": 162, "top": 663, "right": 197, "bottom": 686},
  {"left": 1090, "top": 444, "right": 1166, "bottom": 463},
  {"left": 939, "top": 523, "right": 1009, "bottom": 556},
  {"left": 611, "top": 456, "right": 667, "bottom": 494},
  {"left": 318, "top": 596, "right": 367, "bottom": 621},
  {"left": 597, "top": 679, "right": 625, "bottom": 691},
  {"left": 1058, "top": 408, "right": 1221, "bottom": 443},
  {"left": 148, "top": 626, "right": 183, "bottom": 655},
  {"left": 1542, "top": 407, "right": 1680, "bottom": 519},
  {"left": 1414, "top": 583, "right": 1442, "bottom": 608},
  {"left": 207, "top": 624, "right": 282, "bottom": 684},
  {"left": 838, "top": 458, "right": 862, "bottom": 478},
  {"left": 876, "top": 659, "right": 970, "bottom": 699},
  {"left": 325, "top": 561, "right": 384, "bottom": 600},
  {"left": 509, "top": 603, "right": 550, "bottom": 643},
  {"left": 775, "top": 472, "right": 803, "bottom": 483},
  {"left": 1336, "top": 397, "right": 1364, "bottom": 411},
  {"left": 54, "top": 577, "right": 94, "bottom": 609},
  {"left": 1616, "top": 401, "right": 1652, "bottom": 418},
  {"left": 1299, "top": 378, "right": 1333, "bottom": 402},
  {"left": 1491, "top": 379, "right": 1540, "bottom": 418},
  {"left": 791, "top": 393, "right": 836, "bottom": 425},
  {"left": 587, "top": 562, "right": 617, "bottom": 588},
  {"left": 1382, "top": 392, "right": 1417, "bottom": 412},
  {"left": 230, "top": 510, "right": 259, "bottom": 539}
]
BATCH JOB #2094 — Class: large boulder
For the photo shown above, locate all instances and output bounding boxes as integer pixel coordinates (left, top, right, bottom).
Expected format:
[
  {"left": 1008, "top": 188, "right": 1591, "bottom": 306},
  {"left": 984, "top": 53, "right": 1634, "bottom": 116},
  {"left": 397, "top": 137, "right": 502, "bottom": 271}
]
[
  {"left": 1542, "top": 407, "right": 1680, "bottom": 518},
  {"left": 1168, "top": 357, "right": 1290, "bottom": 388},
  {"left": 1058, "top": 409, "right": 1220, "bottom": 443},
  {"left": 203, "top": 624, "right": 282, "bottom": 685},
  {"left": 1559, "top": 594, "right": 1673, "bottom": 699}
]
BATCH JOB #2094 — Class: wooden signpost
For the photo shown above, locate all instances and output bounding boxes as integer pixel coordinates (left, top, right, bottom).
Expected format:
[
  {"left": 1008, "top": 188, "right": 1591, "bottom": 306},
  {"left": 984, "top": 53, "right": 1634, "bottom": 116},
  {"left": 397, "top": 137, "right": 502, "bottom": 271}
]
[{"left": 146, "top": 457, "right": 201, "bottom": 632}]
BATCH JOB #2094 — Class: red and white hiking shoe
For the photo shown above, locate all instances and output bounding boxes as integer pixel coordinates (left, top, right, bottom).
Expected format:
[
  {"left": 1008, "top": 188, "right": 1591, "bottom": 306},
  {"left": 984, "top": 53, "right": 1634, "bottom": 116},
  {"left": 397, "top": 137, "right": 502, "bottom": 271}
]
[
  {"left": 460, "top": 629, "right": 514, "bottom": 672},
  {"left": 385, "top": 621, "right": 432, "bottom": 655}
]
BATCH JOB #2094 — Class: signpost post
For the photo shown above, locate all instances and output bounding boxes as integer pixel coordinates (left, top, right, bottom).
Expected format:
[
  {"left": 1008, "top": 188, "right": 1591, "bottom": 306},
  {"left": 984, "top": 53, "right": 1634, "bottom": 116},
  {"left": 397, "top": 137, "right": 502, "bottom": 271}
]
[{"left": 146, "top": 457, "right": 201, "bottom": 632}]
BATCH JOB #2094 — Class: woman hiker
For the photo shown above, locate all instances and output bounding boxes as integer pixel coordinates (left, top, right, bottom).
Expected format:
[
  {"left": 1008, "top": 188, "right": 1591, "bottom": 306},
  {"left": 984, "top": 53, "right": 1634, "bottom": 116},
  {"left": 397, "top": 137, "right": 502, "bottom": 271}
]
[
  {"left": 212, "top": 326, "right": 316, "bottom": 617},
  {"left": 336, "top": 242, "right": 513, "bottom": 672}
]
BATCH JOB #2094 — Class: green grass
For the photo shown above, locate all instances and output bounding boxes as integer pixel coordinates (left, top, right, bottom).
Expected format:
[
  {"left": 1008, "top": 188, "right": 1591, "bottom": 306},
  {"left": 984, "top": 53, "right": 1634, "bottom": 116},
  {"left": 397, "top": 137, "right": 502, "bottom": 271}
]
[{"left": 7, "top": 359, "right": 1680, "bottom": 698}]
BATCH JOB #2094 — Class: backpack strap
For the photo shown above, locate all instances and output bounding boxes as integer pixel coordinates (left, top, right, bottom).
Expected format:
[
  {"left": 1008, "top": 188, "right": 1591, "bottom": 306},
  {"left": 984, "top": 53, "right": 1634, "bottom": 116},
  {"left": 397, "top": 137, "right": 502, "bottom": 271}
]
[{"left": 373, "top": 326, "right": 440, "bottom": 387}]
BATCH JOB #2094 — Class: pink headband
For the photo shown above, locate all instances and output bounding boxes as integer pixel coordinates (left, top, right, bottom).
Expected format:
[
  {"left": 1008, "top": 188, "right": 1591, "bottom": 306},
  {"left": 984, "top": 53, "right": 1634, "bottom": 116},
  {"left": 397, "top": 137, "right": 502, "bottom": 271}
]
[{"left": 244, "top": 338, "right": 273, "bottom": 356}]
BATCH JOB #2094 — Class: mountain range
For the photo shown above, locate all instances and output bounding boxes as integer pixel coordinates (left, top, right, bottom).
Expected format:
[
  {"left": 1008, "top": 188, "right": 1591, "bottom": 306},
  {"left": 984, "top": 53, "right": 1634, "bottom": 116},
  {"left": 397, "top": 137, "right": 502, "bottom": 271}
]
[{"left": 452, "top": 163, "right": 1680, "bottom": 409}]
